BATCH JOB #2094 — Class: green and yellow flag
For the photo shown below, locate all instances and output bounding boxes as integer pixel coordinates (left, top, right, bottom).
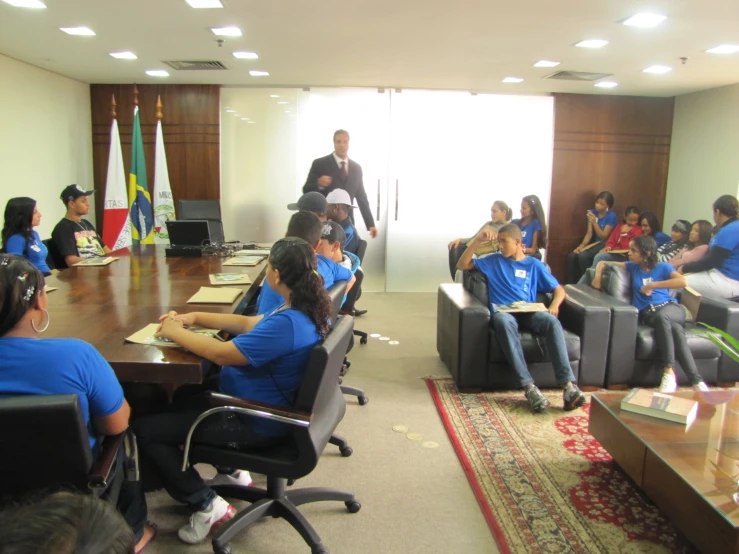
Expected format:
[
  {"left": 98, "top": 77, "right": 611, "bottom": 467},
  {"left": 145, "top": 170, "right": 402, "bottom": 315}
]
[{"left": 128, "top": 106, "right": 154, "bottom": 244}]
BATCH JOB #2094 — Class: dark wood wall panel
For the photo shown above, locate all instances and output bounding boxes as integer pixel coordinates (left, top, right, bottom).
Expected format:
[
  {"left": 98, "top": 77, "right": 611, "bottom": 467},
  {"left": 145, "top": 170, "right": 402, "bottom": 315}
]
[
  {"left": 90, "top": 84, "right": 220, "bottom": 230},
  {"left": 548, "top": 93, "right": 675, "bottom": 281}
]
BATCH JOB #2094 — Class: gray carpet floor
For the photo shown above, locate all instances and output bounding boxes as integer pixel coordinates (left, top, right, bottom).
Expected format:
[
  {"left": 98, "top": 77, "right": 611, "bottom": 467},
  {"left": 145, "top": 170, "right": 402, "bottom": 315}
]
[{"left": 144, "top": 292, "right": 499, "bottom": 554}]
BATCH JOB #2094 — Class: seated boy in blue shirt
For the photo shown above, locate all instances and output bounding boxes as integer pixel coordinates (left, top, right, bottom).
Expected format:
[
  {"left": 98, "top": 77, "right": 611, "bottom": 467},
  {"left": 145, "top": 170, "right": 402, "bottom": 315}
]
[
  {"left": 326, "top": 189, "right": 360, "bottom": 255},
  {"left": 456, "top": 223, "right": 586, "bottom": 413}
]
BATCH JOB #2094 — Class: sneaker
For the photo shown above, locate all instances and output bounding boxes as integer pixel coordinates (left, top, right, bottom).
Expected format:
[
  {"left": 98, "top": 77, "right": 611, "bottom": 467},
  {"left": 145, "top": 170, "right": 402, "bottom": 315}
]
[
  {"left": 524, "top": 385, "right": 550, "bottom": 413},
  {"left": 692, "top": 381, "right": 709, "bottom": 392},
  {"left": 178, "top": 496, "right": 235, "bottom": 545},
  {"left": 659, "top": 373, "right": 678, "bottom": 393},
  {"left": 208, "top": 470, "right": 253, "bottom": 488},
  {"left": 563, "top": 384, "right": 587, "bottom": 411}
]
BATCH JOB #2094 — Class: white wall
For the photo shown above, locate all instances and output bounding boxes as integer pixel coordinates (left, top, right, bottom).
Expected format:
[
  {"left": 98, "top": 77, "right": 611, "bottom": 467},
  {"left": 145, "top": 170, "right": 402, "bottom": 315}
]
[
  {"left": 664, "top": 83, "right": 739, "bottom": 226},
  {"left": 0, "top": 54, "right": 93, "bottom": 239}
]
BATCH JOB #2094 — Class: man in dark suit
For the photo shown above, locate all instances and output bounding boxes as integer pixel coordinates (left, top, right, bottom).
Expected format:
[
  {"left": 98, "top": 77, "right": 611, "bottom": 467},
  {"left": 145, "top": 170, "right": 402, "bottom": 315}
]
[{"left": 303, "top": 129, "right": 378, "bottom": 238}]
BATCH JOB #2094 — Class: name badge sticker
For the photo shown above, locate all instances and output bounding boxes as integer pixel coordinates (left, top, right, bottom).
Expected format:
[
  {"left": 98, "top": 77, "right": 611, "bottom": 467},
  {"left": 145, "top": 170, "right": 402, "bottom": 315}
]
[
  {"left": 521, "top": 231, "right": 527, "bottom": 238},
  {"left": 642, "top": 277, "right": 653, "bottom": 286},
  {"left": 515, "top": 269, "right": 527, "bottom": 279}
]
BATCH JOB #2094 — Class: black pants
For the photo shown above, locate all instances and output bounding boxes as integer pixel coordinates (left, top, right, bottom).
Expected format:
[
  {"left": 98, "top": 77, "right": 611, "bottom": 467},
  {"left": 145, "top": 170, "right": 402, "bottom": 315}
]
[
  {"left": 565, "top": 243, "right": 603, "bottom": 284},
  {"left": 641, "top": 303, "right": 702, "bottom": 384},
  {"left": 342, "top": 268, "right": 364, "bottom": 312},
  {"left": 102, "top": 447, "right": 148, "bottom": 542}
]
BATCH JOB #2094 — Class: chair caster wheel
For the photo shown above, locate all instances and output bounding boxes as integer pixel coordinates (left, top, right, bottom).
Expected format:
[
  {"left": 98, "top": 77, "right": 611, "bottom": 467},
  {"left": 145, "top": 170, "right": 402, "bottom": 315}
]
[
  {"left": 287, "top": 478, "right": 295, "bottom": 486},
  {"left": 358, "top": 396, "right": 369, "bottom": 406},
  {"left": 214, "top": 545, "right": 231, "bottom": 554},
  {"left": 340, "top": 446, "right": 353, "bottom": 457},
  {"left": 345, "top": 500, "right": 361, "bottom": 513},
  {"left": 360, "top": 336, "right": 368, "bottom": 345}
]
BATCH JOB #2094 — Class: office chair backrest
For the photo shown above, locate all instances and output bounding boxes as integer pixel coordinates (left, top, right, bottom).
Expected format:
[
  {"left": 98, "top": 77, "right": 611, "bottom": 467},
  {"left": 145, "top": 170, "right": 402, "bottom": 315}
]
[
  {"left": 355, "top": 239, "right": 367, "bottom": 264},
  {"left": 45, "top": 238, "right": 66, "bottom": 270},
  {"left": 0, "top": 394, "right": 94, "bottom": 496},
  {"left": 178, "top": 199, "right": 221, "bottom": 221},
  {"left": 327, "top": 280, "right": 348, "bottom": 323}
]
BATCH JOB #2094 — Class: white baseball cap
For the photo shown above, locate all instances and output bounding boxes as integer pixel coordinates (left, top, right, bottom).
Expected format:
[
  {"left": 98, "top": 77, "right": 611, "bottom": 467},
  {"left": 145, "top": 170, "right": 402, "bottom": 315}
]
[{"left": 326, "top": 189, "right": 354, "bottom": 207}]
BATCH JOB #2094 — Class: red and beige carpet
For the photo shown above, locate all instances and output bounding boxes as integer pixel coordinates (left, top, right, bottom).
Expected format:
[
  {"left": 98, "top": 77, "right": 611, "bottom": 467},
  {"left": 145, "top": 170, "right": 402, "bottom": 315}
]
[{"left": 426, "top": 378, "right": 697, "bottom": 554}]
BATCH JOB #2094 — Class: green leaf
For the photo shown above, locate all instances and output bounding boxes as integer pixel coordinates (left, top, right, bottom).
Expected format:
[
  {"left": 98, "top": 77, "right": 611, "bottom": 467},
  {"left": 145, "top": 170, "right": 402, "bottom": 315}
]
[
  {"left": 697, "top": 324, "right": 739, "bottom": 363},
  {"left": 698, "top": 323, "right": 739, "bottom": 352}
]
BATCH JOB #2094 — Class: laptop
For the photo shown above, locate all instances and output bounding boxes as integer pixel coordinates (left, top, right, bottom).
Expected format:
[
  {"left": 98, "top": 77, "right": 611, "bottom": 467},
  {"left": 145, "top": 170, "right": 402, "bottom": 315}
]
[{"left": 165, "top": 220, "right": 212, "bottom": 247}]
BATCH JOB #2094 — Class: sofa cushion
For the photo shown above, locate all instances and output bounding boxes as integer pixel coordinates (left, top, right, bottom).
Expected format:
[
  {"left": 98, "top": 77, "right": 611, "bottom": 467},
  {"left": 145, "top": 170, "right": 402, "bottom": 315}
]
[
  {"left": 601, "top": 264, "right": 632, "bottom": 305},
  {"left": 488, "top": 329, "right": 581, "bottom": 363},
  {"left": 634, "top": 325, "right": 721, "bottom": 361}
]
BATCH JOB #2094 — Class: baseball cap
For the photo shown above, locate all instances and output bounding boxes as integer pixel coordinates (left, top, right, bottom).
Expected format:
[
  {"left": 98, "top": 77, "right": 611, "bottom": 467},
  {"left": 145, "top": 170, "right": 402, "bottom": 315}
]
[
  {"left": 288, "top": 192, "right": 327, "bottom": 213},
  {"left": 320, "top": 221, "right": 346, "bottom": 247},
  {"left": 60, "top": 184, "right": 94, "bottom": 203},
  {"left": 325, "top": 189, "right": 354, "bottom": 208}
]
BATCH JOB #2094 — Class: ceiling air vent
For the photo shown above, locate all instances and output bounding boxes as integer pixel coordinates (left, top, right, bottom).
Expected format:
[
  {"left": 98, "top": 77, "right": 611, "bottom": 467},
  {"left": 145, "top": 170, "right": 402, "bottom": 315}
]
[
  {"left": 163, "top": 60, "right": 228, "bottom": 71},
  {"left": 545, "top": 70, "right": 612, "bottom": 81}
]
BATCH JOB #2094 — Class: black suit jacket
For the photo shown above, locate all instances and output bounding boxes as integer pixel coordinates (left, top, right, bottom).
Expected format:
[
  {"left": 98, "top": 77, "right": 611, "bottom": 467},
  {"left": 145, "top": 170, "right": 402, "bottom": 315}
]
[{"left": 303, "top": 154, "right": 375, "bottom": 229}]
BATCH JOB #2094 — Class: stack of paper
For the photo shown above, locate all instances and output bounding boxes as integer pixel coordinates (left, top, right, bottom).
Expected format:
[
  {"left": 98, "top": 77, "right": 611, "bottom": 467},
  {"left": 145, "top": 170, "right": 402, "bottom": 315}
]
[
  {"left": 187, "top": 286, "right": 243, "bottom": 304},
  {"left": 223, "top": 256, "right": 265, "bottom": 267},
  {"left": 209, "top": 273, "right": 252, "bottom": 286},
  {"left": 125, "top": 323, "right": 221, "bottom": 347},
  {"left": 74, "top": 257, "right": 118, "bottom": 267}
]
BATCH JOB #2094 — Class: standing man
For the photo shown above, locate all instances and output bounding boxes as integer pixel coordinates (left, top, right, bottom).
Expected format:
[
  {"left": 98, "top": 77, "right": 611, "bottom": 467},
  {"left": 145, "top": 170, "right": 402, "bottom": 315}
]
[{"left": 303, "top": 129, "right": 378, "bottom": 238}]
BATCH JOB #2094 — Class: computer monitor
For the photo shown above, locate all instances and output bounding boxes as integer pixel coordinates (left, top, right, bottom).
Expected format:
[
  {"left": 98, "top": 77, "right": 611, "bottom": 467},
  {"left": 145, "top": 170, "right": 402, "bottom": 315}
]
[
  {"left": 165, "top": 220, "right": 212, "bottom": 247},
  {"left": 178, "top": 199, "right": 221, "bottom": 221}
]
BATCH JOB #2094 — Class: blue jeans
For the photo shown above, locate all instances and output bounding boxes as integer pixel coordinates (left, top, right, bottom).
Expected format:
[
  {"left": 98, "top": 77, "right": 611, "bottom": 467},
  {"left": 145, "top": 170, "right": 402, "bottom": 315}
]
[
  {"left": 577, "top": 252, "right": 627, "bottom": 284},
  {"left": 491, "top": 311, "right": 576, "bottom": 388}
]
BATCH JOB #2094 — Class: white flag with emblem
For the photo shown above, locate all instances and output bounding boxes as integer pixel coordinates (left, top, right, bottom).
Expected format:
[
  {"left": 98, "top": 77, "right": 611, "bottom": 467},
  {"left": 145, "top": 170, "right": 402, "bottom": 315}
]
[{"left": 153, "top": 120, "right": 175, "bottom": 243}]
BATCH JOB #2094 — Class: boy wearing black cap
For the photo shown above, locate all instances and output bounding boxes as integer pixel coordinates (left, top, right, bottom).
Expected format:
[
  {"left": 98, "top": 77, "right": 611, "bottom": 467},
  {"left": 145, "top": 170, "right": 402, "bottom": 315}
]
[
  {"left": 51, "top": 185, "right": 111, "bottom": 268},
  {"left": 287, "top": 192, "right": 327, "bottom": 222}
]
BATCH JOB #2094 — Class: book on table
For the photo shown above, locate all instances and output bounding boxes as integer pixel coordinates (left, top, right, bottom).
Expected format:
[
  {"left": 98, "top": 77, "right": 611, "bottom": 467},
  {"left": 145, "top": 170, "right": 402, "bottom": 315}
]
[
  {"left": 620, "top": 388, "right": 698, "bottom": 426},
  {"left": 187, "top": 286, "right": 243, "bottom": 304},
  {"left": 125, "top": 323, "right": 222, "bottom": 347},
  {"left": 74, "top": 257, "right": 118, "bottom": 267},
  {"left": 209, "top": 273, "right": 252, "bottom": 285},
  {"left": 223, "top": 256, "right": 265, "bottom": 267},
  {"left": 491, "top": 301, "right": 547, "bottom": 313}
]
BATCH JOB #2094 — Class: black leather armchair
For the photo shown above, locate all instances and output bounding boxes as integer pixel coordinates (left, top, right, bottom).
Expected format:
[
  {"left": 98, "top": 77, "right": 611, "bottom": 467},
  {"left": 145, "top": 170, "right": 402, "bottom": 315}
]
[
  {"left": 567, "top": 264, "right": 739, "bottom": 387},
  {"left": 437, "top": 270, "right": 611, "bottom": 390},
  {"left": 181, "top": 316, "right": 360, "bottom": 554}
]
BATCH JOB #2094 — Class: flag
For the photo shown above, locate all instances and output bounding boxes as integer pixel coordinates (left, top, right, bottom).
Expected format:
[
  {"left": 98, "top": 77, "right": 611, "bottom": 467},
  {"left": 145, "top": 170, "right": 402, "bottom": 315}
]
[
  {"left": 128, "top": 106, "right": 155, "bottom": 244},
  {"left": 102, "top": 119, "right": 132, "bottom": 250},
  {"left": 153, "top": 119, "right": 175, "bottom": 243}
]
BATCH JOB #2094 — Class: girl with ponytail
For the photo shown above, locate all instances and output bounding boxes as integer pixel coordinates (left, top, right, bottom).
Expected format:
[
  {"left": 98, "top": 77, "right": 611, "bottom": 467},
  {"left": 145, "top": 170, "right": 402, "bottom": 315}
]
[{"left": 136, "top": 237, "right": 332, "bottom": 545}]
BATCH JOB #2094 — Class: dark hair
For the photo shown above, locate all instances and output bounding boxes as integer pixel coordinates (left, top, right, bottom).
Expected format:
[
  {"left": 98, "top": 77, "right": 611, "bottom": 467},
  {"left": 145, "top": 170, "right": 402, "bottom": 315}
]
[
  {"left": 596, "top": 191, "right": 615, "bottom": 208},
  {"left": 521, "top": 195, "right": 548, "bottom": 248},
  {"left": 638, "top": 211, "right": 662, "bottom": 234},
  {"left": 286, "top": 211, "right": 322, "bottom": 246},
  {"left": 497, "top": 223, "right": 522, "bottom": 240},
  {"left": 0, "top": 255, "right": 45, "bottom": 337},
  {"left": 689, "top": 219, "right": 713, "bottom": 248},
  {"left": 333, "top": 129, "right": 349, "bottom": 141},
  {"left": 632, "top": 235, "right": 658, "bottom": 270},
  {"left": 492, "top": 200, "right": 513, "bottom": 222},
  {"left": 269, "top": 237, "right": 331, "bottom": 338},
  {"left": 0, "top": 491, "right": 134, "bottom": 554},
  {"left": 2, "top": 197, "right": 36, "bottom": 250},
  {"left": 713, "top": 195, "right": 739, "bottom": 218},
  {"left": 623, "top": 206, "right": 640, "bottom": 221},
  {"left": 671, "top": 219, "right": 692, "bottom": 241}
]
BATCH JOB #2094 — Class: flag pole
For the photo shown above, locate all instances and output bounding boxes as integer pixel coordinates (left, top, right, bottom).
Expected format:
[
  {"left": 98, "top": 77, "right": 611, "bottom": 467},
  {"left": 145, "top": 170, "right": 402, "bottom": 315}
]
[
  {"left": 156, "top": 94, "right": 163, "bottom": 121},
  {"left": 111, "top": 94, "right": 117, "bottom": 119},
  {"left": 133, "top": 84, "right": 139, "bottom": 107}
]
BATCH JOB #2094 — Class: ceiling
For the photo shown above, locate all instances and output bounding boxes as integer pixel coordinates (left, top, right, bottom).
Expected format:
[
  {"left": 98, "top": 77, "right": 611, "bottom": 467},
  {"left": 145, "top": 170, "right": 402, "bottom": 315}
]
[{"left": 2, "top": 0, "right": 739, "bottom": 97}]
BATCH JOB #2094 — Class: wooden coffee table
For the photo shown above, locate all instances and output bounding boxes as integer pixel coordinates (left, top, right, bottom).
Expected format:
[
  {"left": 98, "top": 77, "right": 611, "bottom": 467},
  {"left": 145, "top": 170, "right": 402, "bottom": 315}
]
[{"left": 589, "top": 392, "right": 739, "bottom": 554}]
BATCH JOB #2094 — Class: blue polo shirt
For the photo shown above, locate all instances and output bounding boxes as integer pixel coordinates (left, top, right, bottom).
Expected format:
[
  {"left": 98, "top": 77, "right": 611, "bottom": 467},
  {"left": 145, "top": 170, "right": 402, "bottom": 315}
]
[
  {"left": 589, "top": 210, "right": 618, "bottom": 243},
  {"left": 473, "top": 254, "right": 558, "bottom": 305},
  {"left": 6, "top": 231, "right": 50, "bottom": 274},
  {"left": 512, "top": 218, "right": 543, "bottom": 249},
  {"left": 624, "top": 262, "right": 677, "bottom": 312},
  {"left": 710, "top": 219, "right": 739, "bottom": 280}
]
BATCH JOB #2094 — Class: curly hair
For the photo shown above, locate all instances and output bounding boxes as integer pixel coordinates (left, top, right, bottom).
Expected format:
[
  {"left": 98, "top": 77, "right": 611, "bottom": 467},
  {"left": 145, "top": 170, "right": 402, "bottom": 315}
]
[
  {"left": 632, "top": 235, "right": 658, "bottom": 270},
  {"left": 269, "top": 237, "right": 331, "bottom": 338},
  {"left": 0, "top": 255, "right": 45, "bottom": 337},
  {"left": 522, "top": 194, "right": 548, "bottom": 248},
  {"left": 2, "top": 197, "right": 36, "bottom": 250}
]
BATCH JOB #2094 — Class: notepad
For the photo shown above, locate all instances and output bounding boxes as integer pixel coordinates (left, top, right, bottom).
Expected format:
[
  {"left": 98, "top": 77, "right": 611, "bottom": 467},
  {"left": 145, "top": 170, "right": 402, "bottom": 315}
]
[
  {"left": 491, "top": 301, "right": 547, "bottom": 313},
  {"left": 209, "top": 273, "right": 252, "bottom": 286},
  {"left": 223, "top": 256, "right": 264, "bottom": 267},
  {"left": 74, "top": 257, "right": 118, "bottom": 267},
  {"left": 125, "top": 323, "right": 222, "bottom": 347},
  {"left": 187, "top": 286, "right": 243, "bottom": 304},
  {"left": 45, "top": 286, "right": 58, "bottom": 293}
]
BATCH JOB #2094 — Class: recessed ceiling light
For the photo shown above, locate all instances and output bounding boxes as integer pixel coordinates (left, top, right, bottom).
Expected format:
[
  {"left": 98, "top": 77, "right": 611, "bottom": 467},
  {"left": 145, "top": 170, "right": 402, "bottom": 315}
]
[
  {"left": 575, "top": 39, "right": 608, "bottom": 49},
  {"left": 110, "top": 51, "right": 137, "bottom": 60},
  {"left": 249, "top": 70, "right": 269, "bottom": 76},
  {"left": 706, "top": 44, "right": 739, "bottom": 54},
  {"left": 233, "top": 51, "right": 258, "bottom": 59},
  {"left": 2, "top": 0, "right": 46, "bottom": 8},
  {"left": 248, "top": 121, "right": 255, "bottom": 124},
  {"left": 270, "top": 94, "right": 279, "bottom": 98},
  {"left": 277, "top": 101, "right": 289, "bottom": 104},
  {"left": 502, "top": 77, "right": 523, "bottom": 83},
  {"left": 185, "top": 0, "right": 222, "bottom": 7},
  {"left": 594, "top": 81, "right": 618, "bottom": 88},
  {"left": 225, "top": 109, "right": 235, "bottom": 112},
  {"left": 211, "top": 26, "right": 242, "bottom": 37},
  {"left": 60, "top": 27, "right": 96, "bottom": 36},
  {"left": 534, "top": 60, "right": 560, "bottom": 68},
  {"left": 146, "top": 70, "right": 169, "bottom": 77},
  {"left": 241, "top": 117, "right": 249, "bottom": 120},
  {"left": 622, "top": 13, "right": 666, "bottom": 28},
  {"left": 643, "top": 65, "right": 672, "bottom": 74}
]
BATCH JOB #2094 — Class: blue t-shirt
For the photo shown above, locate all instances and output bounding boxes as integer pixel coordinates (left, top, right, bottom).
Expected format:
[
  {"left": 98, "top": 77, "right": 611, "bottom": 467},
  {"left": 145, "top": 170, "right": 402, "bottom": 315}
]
[
  {"left": 710, "top": 219, "right": 739, "bottom": 280},
  {"left": 624, "top": 262, "right": 677, "bottom": 312},
  {"left": 338, "top": 217, "right": 359, "bottom": 255},
  {"left": 473, "top": 254, "right": 559, "bottom": 305},
  {"left": 589, "top": 210, "right": 618, "bottom": 243},
  {"left": 512, "top": 218, "right": 543, "bottom": 249},
  {"left": 6, "top": 231, "right": 50, "bottom": 274},
  {"left": 220, "top": 308, "right": 320, "bottom": 436},
  {"left": 652, "top": 231, "right": 671, "bottom": 248},
  {"left": 0, "top": 338, "right": 124, "bottom": 450},
  {"left": 256, "top": 254, "right": 353, "bottom": 315}
]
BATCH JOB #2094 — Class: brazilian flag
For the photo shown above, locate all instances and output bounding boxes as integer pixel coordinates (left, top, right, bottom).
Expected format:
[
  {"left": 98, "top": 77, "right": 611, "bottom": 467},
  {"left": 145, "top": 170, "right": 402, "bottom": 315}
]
[{"left": 128, "top": 106, "right": 154, "bottom": 244}]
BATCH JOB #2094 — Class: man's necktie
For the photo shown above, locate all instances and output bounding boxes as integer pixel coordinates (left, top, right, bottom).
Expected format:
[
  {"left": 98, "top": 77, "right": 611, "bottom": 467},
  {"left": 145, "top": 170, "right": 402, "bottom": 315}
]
[{"left": 340, "top": 161, "right": 347, "bottom": 181}]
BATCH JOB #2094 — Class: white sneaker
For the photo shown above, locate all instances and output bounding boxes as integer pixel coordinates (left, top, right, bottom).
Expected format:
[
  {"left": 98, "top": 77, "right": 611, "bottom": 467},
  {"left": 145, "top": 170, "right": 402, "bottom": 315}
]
[
  {"left": 178, "top": 495, "right": 235, "bottom": 544},
  {"left": 208, "top": 470, "right": 253, "bottom": 488},
  {"left": 693, "top": 381, "right": 709, "bottom": 392},
  {"left": 658, "top": 373, "right": 678, "bottom": 393}
]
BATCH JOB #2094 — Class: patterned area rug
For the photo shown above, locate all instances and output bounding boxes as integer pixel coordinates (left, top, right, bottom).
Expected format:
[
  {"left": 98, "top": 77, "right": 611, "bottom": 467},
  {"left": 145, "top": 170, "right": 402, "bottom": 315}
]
[{"left": 426, "top": 378, "right": 698, "bottom": 554}]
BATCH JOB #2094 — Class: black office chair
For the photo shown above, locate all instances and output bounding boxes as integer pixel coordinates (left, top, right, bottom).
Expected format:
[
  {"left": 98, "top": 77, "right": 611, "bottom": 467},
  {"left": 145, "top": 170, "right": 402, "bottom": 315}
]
[
  {"left": 182, "top": 316, "right": 360, "bottom": 554},
  {"left": 178, "top": 199, "right": 226, "bottom": 244},
  {"left": 42, "top": 238, "right": 56, "bottom": 271}
]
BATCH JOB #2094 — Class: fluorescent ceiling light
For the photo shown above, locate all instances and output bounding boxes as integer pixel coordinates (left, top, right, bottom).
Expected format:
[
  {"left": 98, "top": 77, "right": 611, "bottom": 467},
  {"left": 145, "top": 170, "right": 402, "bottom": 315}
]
[
  {"left": 241, "top": 117, "right": 249, "bottom": 120},
  {"left": 3, "top": 0, "right": 46, "bottom": 8},
  {"left": 249, "top": 70, "right": 269, "bottom": 76},
  {"left": 248, "top": 121, "right": 255, "bottom": 124},
  {"left": 110, "top": 51, "right": 137, "bottom": 60},
  {"left": 706, "top": 44, "right": 739, "bottom": 54},
  {"left": 533, "top": 60, "right": 560, "bottom": 68},
  {"left": 185, "top": 0, "right": 222, "bottom": 7},
  {"left": 60, "top": 27, "right": 95, "bottom": 36},
  {"left": 225, "top": 109, "right": 235, "bottom": 112},
  {"left": 643, "top": 65, "right": 672, "bottom": 74},
  {"left": 575, "top": 39, "right": 608, "bottom": 48},
  {"left": 212, "top": 26, "right": 242, "bottom": 37},
  {"left": 277, "top": 101, "right": 289, "bottom": 104},
  {"left": 270, "top": 94, "right": 279, "bottom": 98},
  {"left": 146, "top": 70, "right": 169, "bottom": 77},
  {"left": 502, "top": 77, "right": 523, "bottom": 83},
  {"left": 233, "top": 51, "right": 258, "bottom": 59},
  {"left": 594, "top": 81, "right": 618, "bottom": 88},
  {"left": 622, "top": 13, "right": 666, "bottom": 28}
]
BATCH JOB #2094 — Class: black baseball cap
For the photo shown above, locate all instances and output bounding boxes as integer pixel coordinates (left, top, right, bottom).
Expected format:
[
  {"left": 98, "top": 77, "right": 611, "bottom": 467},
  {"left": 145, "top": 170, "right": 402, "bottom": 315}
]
[
  {"left": 288, "top": 192, "right": 327, "bottom": 213},
  {"left": 320, "top": 221, "right": 346, "bottom": 247},
  {"left": 60, "top": 184, "right": 95, "bottom": 204}
]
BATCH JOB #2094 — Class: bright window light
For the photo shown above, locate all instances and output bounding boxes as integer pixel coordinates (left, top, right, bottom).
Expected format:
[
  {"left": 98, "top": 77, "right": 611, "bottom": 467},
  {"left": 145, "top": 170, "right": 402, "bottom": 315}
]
[
  {"left": 594, "top": 81, "right": 618, "bottom": 88},
  {"left": 185, "top": 0, "right": 222, "bottom": 7},
  {"left": 3, "top": 0, "right": 46, "bottom": 8},
  {"left": 622, "top": 13, "right": 666, "bottom": 28},
  {"left": 233, "top": 51, "right": 258, "bottom": 59},
  {"left": 60, "top": 27, "right": 95, "bottom": 36},
  {"left": 146, "top": 70, "right": 169, "bottom": 77},
  {"left": 110, "top": 52, "right": 137, "bottom": 60},
  {"left": 533, "top": 60, "right": 560, "bottom": 68},
  {"left": 575, "top": 39, "right": 608, "bottom": 48},
  {"left": 212, "top": 27, "right": 242, "bottom": 37},
  {"left": 249, "top": 70, "right": 269, "bottom": 76},
  {"left": 706, "top": 45, "right": 739, "bottom": 54},
  {"left": 502, "top": 77, "right": 523, "bottom": 83},
  {"left": 643, "top": 65, "right": 672, "bottom": 74}
]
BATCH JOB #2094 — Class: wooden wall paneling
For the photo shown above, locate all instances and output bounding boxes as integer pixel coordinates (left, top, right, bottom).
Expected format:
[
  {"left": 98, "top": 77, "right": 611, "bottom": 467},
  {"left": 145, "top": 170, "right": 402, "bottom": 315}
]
[
  {"left": 90, "top": 84, "right": 220, "bottom": 230},
  {"left": 548, "top": 93, "right": 675, "bottom": 281}
]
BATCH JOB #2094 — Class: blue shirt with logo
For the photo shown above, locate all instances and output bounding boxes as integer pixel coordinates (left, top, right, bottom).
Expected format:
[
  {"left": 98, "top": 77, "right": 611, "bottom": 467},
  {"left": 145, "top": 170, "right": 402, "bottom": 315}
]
[
  {"left": 512, "top": 218, "right": 543, "bottom": 249},
  {"left": 624, "top": 262, "right": 677, "bottom": 312},
  {"left": 6, "top": 231, "right": 50, "bottom": 274},
  {"left": 710, "top": 219, "right": 739, "bottom": 280},
  {"left": 589, "top": 210, "right": 618, "bottom": 243},
  {"left": 473, "top": 254, "right": 559, "bottom": 305}
]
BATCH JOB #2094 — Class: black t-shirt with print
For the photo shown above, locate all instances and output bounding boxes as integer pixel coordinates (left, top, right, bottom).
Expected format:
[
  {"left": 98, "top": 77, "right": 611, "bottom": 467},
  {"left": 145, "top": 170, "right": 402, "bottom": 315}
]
[{"left": 51, "top": 218, "right": 107, "bottom": 265}]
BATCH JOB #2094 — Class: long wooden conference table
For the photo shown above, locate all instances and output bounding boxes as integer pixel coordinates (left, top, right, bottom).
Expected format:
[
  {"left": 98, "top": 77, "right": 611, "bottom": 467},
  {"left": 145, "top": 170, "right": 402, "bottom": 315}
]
[{"left": 43, "top": 245, "right": 267, "bottom": 388}]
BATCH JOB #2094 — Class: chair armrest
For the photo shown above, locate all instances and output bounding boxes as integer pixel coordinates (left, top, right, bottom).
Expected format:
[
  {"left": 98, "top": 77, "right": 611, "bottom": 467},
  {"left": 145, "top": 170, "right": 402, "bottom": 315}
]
[{"left": 88, "top": 432, "right": 125, "bottom": 489}]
